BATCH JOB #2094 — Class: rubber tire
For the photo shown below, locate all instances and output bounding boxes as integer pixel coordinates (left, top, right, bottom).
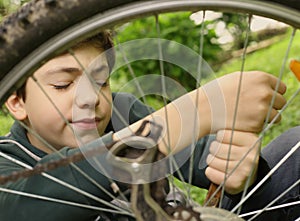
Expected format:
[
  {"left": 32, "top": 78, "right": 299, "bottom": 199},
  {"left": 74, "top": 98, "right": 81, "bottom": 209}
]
[
  {"left": 0, "top": 0, "right": 298, "bottom": 80},
  {"left": 0, "top": 0, "right": 138, "bottom": 78}
]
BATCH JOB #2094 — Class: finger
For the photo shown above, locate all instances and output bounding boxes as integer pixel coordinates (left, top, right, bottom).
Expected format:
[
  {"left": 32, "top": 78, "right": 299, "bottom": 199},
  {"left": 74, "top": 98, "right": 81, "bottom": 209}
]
[
  {"left": 267, "top": 108, "right": 282, "bottom": 124},
  {"left": 205, "top": 166, "right": 225, "bottom": 186},
  {"left": 272, "top": 93, "right": 287, "bottom": 110},
  {"left": 206, "top": 153, "right": 238, "bottom": 172},
  {"left": 215, "top": 129, "right": 259, "bottom": 146},
  {"left": 205, "top": 162, "right": 242, "bottom": 185},
  {"left": 205, "top": 167, "right": 246, "bottom": 195},
  {"left": 206, "top": 152, "right": 258, "bottom": 182},
  {"left": 209, "top": 141, "right": 244, "bottom": 161},
  {"left": 268, "top": 74, "right": 287, "bottom": 94}
]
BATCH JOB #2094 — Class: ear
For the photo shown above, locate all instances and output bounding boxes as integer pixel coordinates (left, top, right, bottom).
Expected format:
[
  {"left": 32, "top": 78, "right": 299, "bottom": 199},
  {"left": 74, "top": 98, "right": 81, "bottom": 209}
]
[{"left": 5, "top": 93, "right": 27, "bottom": 121}]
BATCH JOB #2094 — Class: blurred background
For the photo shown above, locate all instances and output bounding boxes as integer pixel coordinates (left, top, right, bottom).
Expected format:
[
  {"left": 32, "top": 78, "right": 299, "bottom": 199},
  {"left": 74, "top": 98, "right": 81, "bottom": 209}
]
[{"left": 1, "top": 0, "right": 299, "bottom": 204}]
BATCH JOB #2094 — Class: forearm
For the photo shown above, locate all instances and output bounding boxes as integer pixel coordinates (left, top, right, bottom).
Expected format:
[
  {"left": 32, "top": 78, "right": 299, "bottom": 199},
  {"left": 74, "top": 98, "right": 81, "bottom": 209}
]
[
  {"left": 114, "top": 71, "right": 287, "bottom": 156},
  {"left": 114, "top": 88, "right": 211, "bottom": 155}
]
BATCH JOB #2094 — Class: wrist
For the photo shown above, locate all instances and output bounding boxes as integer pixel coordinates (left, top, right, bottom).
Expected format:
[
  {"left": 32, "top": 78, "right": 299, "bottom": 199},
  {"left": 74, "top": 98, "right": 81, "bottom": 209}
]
[{"left": 191, "top": 88, "right": 212, "bottom": 137}]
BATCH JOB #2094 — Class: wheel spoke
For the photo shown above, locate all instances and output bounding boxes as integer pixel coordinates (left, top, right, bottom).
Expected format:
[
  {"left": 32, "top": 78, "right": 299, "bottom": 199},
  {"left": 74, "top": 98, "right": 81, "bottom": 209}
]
[
  {"left": 219, "top": 14, "right": 253, "bottom": 209},
  {"left": 231, "top": 140, "right": 300, "bottom": 213},
  {"left": 1, "top": 1, "right": 300, "bottom": 220},
  {"left": 0, "top": 187, "right": 132, "bottom": 215},
  {"left": 245, "top": 179, "right": 300, "bottom": 220},
  {"left": 0, "top": 149, "right": 130, "bottom": 214}
]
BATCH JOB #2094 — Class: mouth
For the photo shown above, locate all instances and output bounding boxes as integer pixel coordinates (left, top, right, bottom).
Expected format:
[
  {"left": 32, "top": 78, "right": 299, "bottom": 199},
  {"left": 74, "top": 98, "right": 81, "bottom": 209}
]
[{"left": 71, "top": 117, "right": 101, "bottom": 130}]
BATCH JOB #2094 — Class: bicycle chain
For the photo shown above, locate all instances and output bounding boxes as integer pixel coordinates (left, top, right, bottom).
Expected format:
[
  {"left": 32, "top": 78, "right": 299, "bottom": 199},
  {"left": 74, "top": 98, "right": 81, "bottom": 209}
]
[
  {"left": 0, "top": 120, "right": 163, "bottom": 185},
  {"left": 0, "top": 138, "right": 115, "bottom": 185},
  {"left": 0, "top": 120, "right": 245, "bottom": 221}
]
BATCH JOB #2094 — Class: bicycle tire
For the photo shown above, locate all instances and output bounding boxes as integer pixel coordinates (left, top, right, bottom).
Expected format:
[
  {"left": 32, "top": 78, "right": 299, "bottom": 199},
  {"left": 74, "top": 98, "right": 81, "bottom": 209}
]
[
  {"left": 0, "top": 0, "right": 300, "bottom": 105},
  {"left": 0, "top": 0, "right": 139, "bottom": 75},
  {"left": 267, "top": 0, "right": 300, "bottom": 11}
]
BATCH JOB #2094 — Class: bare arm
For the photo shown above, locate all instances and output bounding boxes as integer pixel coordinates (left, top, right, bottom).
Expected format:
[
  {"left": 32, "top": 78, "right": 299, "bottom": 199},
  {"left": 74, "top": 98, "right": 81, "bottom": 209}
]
[{"left": 114, "top": 71, "right": 286, "bottom": 156}]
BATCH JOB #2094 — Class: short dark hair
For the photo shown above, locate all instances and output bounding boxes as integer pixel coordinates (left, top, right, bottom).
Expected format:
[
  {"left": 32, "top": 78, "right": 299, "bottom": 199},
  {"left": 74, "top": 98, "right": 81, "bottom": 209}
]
[
  {"left": 75, "top": 30, "right": 115, "bottom": 72},
  {"left": 16, "top": 30, "right": 115, "bottom": 101}
]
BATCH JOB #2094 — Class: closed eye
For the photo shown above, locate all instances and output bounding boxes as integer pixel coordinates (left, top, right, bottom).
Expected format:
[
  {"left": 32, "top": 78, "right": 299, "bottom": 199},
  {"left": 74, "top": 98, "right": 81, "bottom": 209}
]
[
  {"left": 52, "top": 83, "right": 72, "bottom": 90},
  {"left": 95, "top": 81, "right": 109, "bottom": 88}
]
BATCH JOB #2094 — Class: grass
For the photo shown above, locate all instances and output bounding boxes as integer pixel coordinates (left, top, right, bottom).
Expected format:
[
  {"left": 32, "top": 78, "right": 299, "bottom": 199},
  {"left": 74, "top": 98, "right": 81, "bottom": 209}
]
[{"left": 0, "top": 112, "right": 13, "bottom": 136}]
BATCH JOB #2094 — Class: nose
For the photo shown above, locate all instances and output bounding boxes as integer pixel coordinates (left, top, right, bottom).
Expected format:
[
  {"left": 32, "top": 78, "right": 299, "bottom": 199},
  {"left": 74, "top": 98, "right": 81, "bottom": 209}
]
[{"left": 75, "top": 75, "right": 100, "bottom": 109}]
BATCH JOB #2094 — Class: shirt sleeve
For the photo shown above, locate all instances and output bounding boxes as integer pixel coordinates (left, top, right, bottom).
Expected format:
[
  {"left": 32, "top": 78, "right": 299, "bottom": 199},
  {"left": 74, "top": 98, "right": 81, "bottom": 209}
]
[
  {"left": 0, "top": 93, "right": 153, "bottom": 221},
  {"left": 174, "top": 135, "right": 215, "bottom": 189},
  {"left": 0, "top": 132, "right": 119, "bottom": 221}
]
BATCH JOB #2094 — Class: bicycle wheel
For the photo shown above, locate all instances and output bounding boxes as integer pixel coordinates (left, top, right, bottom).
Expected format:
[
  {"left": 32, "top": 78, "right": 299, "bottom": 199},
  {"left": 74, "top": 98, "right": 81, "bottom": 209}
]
[{"left": 0, "top": 0, "right": 299, "bottom": 221}]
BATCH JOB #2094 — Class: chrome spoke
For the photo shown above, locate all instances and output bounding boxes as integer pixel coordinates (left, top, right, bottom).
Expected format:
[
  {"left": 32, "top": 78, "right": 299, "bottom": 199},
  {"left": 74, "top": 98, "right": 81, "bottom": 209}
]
[
  {"left": 0, "top": 187, "right": 132, "bottom": 215},
  {"left": 246, "top": 179, "right": 300, "bottom": 220},
  {"left": 231, "top": 140, "right": 300, "bottom": 213}
]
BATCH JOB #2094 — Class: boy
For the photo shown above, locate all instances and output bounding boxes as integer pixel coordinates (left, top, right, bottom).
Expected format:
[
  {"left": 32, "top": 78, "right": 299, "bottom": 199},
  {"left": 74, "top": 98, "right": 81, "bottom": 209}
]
[{"left": 0, "top": 31, "right": 291, "bottom": 221}]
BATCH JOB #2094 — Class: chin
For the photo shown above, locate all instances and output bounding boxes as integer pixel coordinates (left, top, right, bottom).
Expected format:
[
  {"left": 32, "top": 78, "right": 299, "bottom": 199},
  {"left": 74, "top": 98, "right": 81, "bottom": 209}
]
[{"left": 76, "top": 134, "right": 100, "bottom": 146}]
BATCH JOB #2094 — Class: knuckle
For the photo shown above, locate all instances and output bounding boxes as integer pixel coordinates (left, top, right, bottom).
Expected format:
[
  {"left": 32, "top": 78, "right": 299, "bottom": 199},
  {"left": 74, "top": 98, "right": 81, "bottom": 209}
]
[
  {"left": 206, "top": 154, "right": 214, "bottom": 165},
  {"left": 209, "top": 141, "right": 218, "bottom": 154}
]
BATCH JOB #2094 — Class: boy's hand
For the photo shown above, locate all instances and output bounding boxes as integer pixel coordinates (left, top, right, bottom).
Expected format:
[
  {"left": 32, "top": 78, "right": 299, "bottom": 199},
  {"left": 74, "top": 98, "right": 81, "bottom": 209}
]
[
  {"left": 202, "top": 71, "right": 286, "bottom": 134},
  {"left": 205, "top": 129, "right": 260, "bottom": 195}
]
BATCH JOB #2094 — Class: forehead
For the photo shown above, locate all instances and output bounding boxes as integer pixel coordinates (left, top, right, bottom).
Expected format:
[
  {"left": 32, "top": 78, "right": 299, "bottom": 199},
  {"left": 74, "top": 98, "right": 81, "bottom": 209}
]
[{"left": 34, "top": 45, "right": 108, "bottom": 77}]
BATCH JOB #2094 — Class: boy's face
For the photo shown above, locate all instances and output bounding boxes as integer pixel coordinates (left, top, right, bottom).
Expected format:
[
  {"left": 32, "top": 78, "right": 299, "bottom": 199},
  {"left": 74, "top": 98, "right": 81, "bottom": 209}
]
[{"left": 8, "top": 45, "right": 113, "bottom": 152}]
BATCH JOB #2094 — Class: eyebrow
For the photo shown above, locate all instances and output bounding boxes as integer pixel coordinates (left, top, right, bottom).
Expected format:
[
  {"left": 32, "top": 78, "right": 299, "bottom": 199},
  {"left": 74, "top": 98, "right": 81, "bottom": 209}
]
[
  {"left": 88, "top": 65, "right": 109, "bottom": 76},
  {"left": 42, "top": 65, "right": 109, "bottom": 78},
  {"left": 44, "top": 67, "right": 82, "bottom": 75}
]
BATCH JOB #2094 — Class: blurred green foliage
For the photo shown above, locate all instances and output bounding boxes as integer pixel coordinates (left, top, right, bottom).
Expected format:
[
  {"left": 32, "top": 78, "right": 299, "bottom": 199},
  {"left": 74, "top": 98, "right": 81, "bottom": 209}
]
[
  {"left": 0, "top": 0, "right": 24, "bottom": 20},
  {"left": 113, "top": 11, "right": 253, "bottom": 91},
  {"left": 113, "top": 12, "right": 222, "bottom": 94}
]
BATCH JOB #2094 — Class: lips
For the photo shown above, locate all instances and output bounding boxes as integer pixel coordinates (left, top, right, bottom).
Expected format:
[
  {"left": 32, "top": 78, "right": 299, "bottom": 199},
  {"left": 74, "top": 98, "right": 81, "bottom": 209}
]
[{"left": 71, "top": 117, "right": 101, "bottom": 130}]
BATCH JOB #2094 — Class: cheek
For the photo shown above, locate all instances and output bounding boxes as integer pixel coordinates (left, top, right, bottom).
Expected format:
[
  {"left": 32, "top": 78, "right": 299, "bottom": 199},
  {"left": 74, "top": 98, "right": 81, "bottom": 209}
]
[
  {"left": 101, "top": 91, "right": 112, "bottom": 113},
  {"left": 26, "top": 92, "right": 71, "bottom": 123}
]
